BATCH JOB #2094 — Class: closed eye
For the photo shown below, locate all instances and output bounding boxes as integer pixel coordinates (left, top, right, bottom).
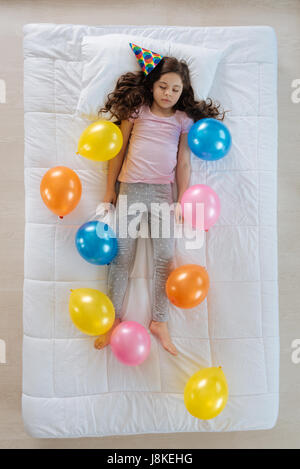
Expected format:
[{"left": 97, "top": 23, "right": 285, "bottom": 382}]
[{"left": 160, "top": 86, "right": 179, "bottom": 92}]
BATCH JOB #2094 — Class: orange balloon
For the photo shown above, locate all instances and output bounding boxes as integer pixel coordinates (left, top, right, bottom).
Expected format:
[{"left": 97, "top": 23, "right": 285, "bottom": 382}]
[
  {"left": 166, "top": 264, "right": 209, "bottom": 309},
  {"left": 40, "top": 166, "right": 82, "bottom": 218}
]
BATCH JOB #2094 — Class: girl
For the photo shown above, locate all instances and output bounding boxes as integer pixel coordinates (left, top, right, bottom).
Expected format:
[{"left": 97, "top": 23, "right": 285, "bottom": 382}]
[{"left": 94, "top": 54, "right": 225, "bottom": 356}]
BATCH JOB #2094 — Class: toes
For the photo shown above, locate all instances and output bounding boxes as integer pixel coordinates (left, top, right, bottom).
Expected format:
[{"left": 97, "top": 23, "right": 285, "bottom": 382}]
[
  {"left": 163, "top": 342, "right": 178, "bottom": 356},
  {"left": 94, "top": 339, "right": 105, "bottom": 350}
]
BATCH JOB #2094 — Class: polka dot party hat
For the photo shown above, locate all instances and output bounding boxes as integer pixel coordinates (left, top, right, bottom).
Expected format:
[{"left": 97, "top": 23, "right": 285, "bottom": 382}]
[{"left": 129, "top": 42, "right": 164, "bottom": 76}]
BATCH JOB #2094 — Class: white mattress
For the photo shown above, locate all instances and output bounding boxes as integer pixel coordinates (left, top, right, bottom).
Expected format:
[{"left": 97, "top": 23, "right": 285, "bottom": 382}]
[{"left": 22, "top": 23, "right": 279, "bottom": 438}]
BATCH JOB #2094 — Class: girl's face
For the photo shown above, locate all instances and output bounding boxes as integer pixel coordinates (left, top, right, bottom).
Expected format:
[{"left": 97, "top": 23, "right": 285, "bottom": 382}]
[{"left": 152, "top": 73, "right": 183, "bottom": 109}]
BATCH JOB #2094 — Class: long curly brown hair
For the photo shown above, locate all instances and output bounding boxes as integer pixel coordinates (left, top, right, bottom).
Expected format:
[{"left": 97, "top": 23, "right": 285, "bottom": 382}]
[{"left": 98, "top": 56, "right": 227, "bottom": 125}]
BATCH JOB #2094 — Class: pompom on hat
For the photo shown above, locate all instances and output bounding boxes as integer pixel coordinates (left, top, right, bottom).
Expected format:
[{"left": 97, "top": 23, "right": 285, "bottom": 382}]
[{"left": 129, "top": 42, "right": 164, "bottom": 76}]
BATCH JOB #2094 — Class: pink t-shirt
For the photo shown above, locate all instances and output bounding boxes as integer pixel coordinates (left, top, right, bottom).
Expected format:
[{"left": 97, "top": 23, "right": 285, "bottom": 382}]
[{"left": 117, "top": 104, "right": 194, "bottom": 184}]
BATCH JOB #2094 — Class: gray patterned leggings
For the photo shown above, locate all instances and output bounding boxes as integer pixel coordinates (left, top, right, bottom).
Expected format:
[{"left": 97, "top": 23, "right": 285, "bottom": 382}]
[{"left": 107, "top": 181, "right": 176, "bottom": 322}]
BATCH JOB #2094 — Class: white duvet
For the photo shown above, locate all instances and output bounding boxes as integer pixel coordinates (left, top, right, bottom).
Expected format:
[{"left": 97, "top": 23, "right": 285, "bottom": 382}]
[{"left": 23, "top": 23, "right": 279, "bottom": 438}]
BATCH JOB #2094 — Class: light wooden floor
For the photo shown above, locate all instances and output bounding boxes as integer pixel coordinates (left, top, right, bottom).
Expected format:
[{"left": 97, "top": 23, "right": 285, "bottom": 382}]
[{"left": 0, "top": 0, "right": 300, "bottom": 449}]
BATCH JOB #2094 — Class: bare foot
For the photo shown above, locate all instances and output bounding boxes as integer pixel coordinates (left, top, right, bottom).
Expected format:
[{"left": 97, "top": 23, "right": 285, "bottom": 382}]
[
  {"left": 94, "top": 318, "right": 121, "bottom": 350},
  {"left": 149, "top": 320, "right": 178, "bottom": 356}
]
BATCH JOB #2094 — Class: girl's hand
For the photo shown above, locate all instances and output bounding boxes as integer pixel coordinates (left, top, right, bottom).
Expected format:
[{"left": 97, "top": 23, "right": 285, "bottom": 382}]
[
  {"left": 175, "top": 201, "right": 183, "bottom": 224},
  {"left": 103, "top": 189, "right": 117, "bottom": 207}
]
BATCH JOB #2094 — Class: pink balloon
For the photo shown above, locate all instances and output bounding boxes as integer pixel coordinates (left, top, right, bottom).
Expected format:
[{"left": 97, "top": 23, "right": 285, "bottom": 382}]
[
  {"left": 181, "top": 184, "right": 220, "bottom": 231},
  {"left": 110, "top": 321, "right": 151, "bottom": 366}
]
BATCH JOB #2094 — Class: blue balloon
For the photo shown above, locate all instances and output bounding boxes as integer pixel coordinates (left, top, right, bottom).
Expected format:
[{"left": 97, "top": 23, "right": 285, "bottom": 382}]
[
  {"left": 188, "top": 118, "right": 232, "bottom": 161},
  {"left": 75, "top": 221, "right": 118, "bottom": 265}
]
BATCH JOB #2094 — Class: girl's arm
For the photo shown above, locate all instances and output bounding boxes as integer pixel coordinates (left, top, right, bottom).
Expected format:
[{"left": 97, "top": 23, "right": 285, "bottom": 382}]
[
  {"left": 175, "top": 133, "right": 191, "bottom": 203},
  {"left": 106, "top": 119, "right": 133, "bottom": 193}
]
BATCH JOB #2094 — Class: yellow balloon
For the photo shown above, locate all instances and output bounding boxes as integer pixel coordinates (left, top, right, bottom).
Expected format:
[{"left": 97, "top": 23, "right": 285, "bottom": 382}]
[
  {"left": 184, "top": 367, "right": 228, "bottom": 420},
  {"left": 69, "top": 288, "right": 115, "bottom": 336},
  {"left": 77, "top": 120, "right": 123, "bottom": 162}
]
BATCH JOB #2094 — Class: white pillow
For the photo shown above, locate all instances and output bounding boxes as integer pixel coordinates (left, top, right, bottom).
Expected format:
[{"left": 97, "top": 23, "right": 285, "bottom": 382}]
[{"left": 77, "top": 33, "right": 224, "bottom": 120}]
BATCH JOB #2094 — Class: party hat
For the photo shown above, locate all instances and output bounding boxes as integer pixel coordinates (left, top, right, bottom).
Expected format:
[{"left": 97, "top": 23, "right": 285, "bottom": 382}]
[{"left": 129, "top": 42, "right": 163, "bottom": 76}]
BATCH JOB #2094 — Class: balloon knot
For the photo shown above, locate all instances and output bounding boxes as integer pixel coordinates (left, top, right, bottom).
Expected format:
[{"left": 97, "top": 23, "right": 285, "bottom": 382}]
[{"left": 59, "top": 216, "right": 64, "bottom": 219}]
